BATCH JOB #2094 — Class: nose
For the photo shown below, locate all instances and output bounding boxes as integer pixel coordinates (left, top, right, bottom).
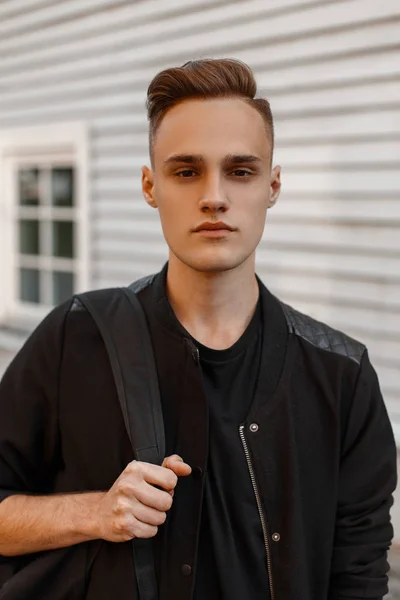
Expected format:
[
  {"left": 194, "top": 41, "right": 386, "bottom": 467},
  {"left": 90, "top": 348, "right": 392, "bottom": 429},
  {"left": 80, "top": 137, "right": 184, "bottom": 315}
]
[{"left": 198, "top": 175, "right": 228, "bottom": 213}]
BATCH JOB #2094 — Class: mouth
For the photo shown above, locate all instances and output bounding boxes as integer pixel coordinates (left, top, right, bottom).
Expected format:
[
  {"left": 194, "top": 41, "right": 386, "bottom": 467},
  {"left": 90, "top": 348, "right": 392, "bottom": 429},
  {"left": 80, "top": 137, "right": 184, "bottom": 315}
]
[{"left": 193, "top": 222, "right": 235, "bottom": 233}]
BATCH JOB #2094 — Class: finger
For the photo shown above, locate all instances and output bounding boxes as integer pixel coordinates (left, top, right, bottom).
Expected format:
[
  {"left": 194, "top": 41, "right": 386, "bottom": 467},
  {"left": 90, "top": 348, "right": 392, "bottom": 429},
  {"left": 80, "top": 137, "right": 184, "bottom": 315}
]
[
  {"left": 168, "top": 462, "right": 192, "bottom": 477},
  {"left": 162, "top": 454, "right": 183, "bottom": 468},
  {"left": 132, "top": 482, "right": 174, "bottom": 512},
  {"left": 163, "top": 455, "right": 192, "bottom": 477},
  {"left": 131, "top": 518, "right": 159, "bottom": 539},
  {"left": 132, "top": 501, "right": 167, "bottom": 527},
  {"left": 125, "top": 461, "right": 178, "bottom": 491}
]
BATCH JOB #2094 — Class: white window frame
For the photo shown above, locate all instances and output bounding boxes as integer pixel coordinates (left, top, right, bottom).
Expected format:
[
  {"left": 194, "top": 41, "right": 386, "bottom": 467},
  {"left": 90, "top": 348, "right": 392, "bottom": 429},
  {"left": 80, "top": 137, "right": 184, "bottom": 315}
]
[{"left": 0, "top": 122, "right": 90, "bottom": 328}]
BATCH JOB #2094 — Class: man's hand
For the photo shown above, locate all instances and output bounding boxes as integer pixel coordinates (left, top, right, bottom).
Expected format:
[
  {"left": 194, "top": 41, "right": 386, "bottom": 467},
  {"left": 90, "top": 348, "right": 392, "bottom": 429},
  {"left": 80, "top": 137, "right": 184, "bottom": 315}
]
[
  {"left": 95, "top": 455, "right": 191, "bottom": 542},
  {"left": 0, "top": 456, "right": 191, "bottom": 556}
]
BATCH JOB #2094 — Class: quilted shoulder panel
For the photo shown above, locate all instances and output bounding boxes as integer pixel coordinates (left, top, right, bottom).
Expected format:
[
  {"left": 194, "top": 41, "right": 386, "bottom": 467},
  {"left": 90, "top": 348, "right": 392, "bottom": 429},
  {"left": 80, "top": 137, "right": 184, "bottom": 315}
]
[
  {"left": 280, "top": 302, "right": 365, "bottom": 365},
  {"left": 128, "top": 274, "right": 156, "bottom": 294}
]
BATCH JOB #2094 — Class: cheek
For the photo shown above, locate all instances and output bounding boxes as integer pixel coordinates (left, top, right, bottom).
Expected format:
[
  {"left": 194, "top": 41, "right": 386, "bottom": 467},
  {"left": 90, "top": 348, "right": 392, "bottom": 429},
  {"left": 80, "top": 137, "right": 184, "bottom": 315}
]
[
  {"left": 237, "top": 190, "right": 268, "bottom": 226},
  {"left": 156, "top": 193, "right": 190, "bottom": 240}
]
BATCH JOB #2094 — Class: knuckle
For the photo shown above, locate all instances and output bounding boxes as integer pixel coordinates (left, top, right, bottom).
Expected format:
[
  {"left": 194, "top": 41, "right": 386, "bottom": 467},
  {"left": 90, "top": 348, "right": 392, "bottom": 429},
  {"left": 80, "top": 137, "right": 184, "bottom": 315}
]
[
  {"left": 163, "top": 494, "right": 173, "bottom": 511},
  {"left": 134, "top": 521, "right": 158, "bottom": 539},
  {"left": 126, "top": 460, "right": 142, "bottom": 475},
  {"left": 157, "top": 512, "right": 167, "bottom": 525},
  {"left": 117, "top": 480, "right": 136, "bottom": 497},
  {"left": 145, "top": 525, "right": 158, "bottom": 539},
  {"left": 167, "top": 472, "right": 178, "bottom": 489},
  {"left": 112, "top": 516, "right": 128, "bottom": 534},
  {"left": 112, "top": 497, "right": 128, "bottom": 515}
]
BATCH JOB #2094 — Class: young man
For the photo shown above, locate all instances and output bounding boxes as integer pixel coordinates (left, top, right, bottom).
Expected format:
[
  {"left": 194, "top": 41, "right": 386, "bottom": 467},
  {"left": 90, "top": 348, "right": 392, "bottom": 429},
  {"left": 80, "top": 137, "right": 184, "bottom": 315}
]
[{"left": 0, "top": 59, "right": 396, "bottom": 600}]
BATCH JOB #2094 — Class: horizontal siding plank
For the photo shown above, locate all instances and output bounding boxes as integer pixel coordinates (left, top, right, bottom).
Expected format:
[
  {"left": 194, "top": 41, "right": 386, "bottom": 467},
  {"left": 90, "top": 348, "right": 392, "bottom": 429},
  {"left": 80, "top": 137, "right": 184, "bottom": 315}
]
[
  {"left": 362, "top": 364, "right": 399, "bottom": 392},
  {"left": 257, "top": 246, "right": 400, "bottom": 282},
  {"left": 274, "top": 141, "right": 400, "bottom": 166},
  {"left": 273, "top": 197, "right": 400, "bottom": 221},
  {"left": 268, "top": 79, "right": 400, "bottom": 115},
  {"left": 382, "top": 398, "right": 400, "bottom": 422},
  {"left": 282, "top": 170, "right": 399, "bottom": 194},
  {"left": 275, "top": 110, "right": 400, "bottom": 140}
]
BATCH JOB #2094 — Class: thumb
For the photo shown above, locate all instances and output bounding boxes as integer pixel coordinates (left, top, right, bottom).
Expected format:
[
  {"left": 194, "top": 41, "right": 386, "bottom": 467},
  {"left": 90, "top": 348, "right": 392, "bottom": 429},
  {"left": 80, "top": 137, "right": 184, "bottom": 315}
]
[{"left": 162, "top": 454, "right": 192, "bottom": 477}]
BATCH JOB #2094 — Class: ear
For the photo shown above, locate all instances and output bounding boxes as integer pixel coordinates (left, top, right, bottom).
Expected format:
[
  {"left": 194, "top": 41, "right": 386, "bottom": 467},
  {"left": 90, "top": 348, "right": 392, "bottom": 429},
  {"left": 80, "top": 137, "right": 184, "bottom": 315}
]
[
  {"left": 268, "top": 165, "right": 281, "bottom": 209},
  {"left": 142, "top": 165, "right": 157, "bottom": 208}
]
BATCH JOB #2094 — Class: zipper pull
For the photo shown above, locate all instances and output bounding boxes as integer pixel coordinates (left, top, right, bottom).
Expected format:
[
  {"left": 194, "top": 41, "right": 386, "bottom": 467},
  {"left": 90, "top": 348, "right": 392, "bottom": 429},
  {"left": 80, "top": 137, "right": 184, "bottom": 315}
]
[{"left": 185, "top": 338, "right": 200, "bottom": 365}]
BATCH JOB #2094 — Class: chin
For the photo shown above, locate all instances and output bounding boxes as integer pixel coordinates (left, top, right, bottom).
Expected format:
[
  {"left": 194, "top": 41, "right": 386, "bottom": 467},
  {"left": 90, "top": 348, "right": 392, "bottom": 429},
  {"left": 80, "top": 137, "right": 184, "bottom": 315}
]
[{"left": 173, "top": 248, "right": 254, "bottom": 274}]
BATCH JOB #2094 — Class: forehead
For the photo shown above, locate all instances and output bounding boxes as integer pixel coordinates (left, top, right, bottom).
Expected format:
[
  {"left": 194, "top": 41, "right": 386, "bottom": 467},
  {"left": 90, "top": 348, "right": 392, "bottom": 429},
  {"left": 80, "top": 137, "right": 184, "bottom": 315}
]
[{"left": 153, "top": 98, "right": 271, "bottom": 163}]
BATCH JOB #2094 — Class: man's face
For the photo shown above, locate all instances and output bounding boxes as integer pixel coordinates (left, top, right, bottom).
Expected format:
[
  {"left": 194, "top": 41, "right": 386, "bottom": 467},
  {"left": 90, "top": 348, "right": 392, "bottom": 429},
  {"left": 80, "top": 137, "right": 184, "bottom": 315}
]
[{"left": 142, "top": 98, "right": 281, "bottom": 273}]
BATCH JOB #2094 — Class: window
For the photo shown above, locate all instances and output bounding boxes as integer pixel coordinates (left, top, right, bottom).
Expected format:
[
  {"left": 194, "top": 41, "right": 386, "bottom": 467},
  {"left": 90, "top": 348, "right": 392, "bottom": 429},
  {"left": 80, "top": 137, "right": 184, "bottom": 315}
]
[{"left": 0, "top": 123, "right": 89, "bottom": 327}]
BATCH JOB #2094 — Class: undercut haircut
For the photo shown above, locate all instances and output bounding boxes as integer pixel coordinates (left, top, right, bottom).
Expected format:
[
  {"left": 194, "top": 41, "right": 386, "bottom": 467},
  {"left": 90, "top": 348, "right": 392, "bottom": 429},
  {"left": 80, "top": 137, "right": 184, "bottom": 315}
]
[{"left": 146, "top": 58, "right": 274, "bottom": 163}]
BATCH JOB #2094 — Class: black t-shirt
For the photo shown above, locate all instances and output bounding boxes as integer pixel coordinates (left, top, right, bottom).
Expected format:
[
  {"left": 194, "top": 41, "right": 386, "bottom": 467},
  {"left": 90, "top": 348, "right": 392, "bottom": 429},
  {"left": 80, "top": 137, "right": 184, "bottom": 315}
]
[{"left": 193, "top": 299, "right": 270, "bottom": 599}]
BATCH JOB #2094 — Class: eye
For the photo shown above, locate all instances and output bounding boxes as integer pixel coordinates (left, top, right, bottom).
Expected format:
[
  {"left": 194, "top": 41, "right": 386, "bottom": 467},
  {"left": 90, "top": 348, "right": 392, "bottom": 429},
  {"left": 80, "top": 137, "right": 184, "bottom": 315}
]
[
  {"left": 175, "top": 169, "right": 196, "bottom": 178},
  {"left": 231, "top": 169, "right": 252, "bottom": 177}
]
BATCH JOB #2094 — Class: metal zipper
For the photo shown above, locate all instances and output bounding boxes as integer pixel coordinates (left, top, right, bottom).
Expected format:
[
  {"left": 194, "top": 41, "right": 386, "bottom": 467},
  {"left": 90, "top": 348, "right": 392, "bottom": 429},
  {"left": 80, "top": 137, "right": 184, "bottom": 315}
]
[{"left": 239, "top": 425, "right": 275, "bottom": 600}]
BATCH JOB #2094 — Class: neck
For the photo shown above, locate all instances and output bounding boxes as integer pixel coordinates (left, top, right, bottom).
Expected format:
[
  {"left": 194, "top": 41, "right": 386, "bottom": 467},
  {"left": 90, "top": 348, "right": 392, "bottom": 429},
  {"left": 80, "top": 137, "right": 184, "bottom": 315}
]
[{"left": 166, "top": 254, "right": 260, "bottom": 350}]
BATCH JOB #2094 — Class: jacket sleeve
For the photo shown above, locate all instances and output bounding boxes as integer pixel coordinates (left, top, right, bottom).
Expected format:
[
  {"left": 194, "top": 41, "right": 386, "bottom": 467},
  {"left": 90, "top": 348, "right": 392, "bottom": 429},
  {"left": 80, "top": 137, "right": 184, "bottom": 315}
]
[
  {"left": 329, "top": 350, "right": 397, "bottom": 600},
  {"left": 0, "top": 300, "right": 72, "bottom": 503}
]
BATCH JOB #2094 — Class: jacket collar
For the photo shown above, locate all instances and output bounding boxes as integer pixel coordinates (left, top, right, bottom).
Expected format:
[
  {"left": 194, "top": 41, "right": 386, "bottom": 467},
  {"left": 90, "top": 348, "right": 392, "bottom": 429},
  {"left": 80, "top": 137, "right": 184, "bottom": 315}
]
[{"left": 141, "top": 262, "right": 289, "bottom": 403}]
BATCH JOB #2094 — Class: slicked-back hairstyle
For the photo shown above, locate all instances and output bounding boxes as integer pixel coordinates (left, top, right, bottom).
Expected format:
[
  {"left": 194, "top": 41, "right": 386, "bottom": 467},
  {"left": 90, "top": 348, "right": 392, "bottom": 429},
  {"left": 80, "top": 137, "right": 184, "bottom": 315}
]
[{"left": 146, "top": 58, "right": 274, "bottom": 163}]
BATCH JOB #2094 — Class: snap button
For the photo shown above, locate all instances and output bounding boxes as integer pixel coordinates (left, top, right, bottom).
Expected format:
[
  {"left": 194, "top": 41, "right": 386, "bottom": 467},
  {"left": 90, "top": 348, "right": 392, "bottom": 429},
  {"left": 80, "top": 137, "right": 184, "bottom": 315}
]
[
  {"left": 192, "top": 466, "right": 203, "bottom": 480},
  {"left": 272, "top": 532, "right": 280, "bottom": 542},
  {"left": 181, "top": 564, "right": 192, "bottom": 576},
  {"left": 249, "top": 423, "right": 259, "bottom": 433}
]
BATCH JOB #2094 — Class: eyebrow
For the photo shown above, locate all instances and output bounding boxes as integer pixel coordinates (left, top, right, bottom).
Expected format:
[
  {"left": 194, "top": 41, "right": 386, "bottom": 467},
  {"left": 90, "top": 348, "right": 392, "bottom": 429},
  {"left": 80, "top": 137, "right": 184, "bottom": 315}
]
[{"left": 163, "top": 153, "right": 262, "bottom": 166}]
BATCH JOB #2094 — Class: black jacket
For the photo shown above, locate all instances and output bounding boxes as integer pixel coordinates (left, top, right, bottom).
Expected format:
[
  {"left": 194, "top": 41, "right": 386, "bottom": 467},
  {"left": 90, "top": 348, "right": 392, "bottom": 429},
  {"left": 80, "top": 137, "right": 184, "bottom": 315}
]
[{"left": 0, "top": 266, "right": 396, "bottom": 600}]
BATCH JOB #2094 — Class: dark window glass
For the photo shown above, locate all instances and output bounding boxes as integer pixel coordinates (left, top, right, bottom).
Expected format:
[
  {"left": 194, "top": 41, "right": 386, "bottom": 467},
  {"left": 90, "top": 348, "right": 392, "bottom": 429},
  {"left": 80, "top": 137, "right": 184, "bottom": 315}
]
[
  {"left": 52, "top": 168, "right": 74, "bottom": 207},
  {"left": 19, "top": 168, "right": 40, "bottom": 206},
  {"left": 52, "top": 221, "right": 74, "bottom": 258},
  {"left": 20, "top": 268, "right": 40, "bottom": 303},
  {"left": 19, "top": 219, "right": 40, "bottom": 255},
  {"left": 52, "top": 271, "right": 74, "bottom": 304}
]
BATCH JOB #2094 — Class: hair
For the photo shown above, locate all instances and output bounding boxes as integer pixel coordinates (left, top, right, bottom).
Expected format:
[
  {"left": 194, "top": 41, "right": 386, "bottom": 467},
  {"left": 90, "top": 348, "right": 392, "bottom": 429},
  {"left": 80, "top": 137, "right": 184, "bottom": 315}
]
[{"left": 146, "top": 58, "right": 274, "bottom": 162}]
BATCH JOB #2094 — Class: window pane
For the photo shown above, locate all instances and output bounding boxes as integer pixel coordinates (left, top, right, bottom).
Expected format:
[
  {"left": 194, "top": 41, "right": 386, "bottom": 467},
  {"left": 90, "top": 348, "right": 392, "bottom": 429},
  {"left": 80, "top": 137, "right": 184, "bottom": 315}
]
[
  {"left": 52, "top": 221, "right": 74, "bottom": 258},
  {"left": 19, "top": 219, "right": 40, "bottom": 255},
  {"left": 52, "top": 167, "right": 74, "bottom": 206},
  {"left": 19, "top": 168, "right": 39, "bottom": 206},
  {"left": 52, "top": 271, "right": 74, "bottom": 304},
  {"left": 20, "top": 268, "right": 40, "bottom": 303}
]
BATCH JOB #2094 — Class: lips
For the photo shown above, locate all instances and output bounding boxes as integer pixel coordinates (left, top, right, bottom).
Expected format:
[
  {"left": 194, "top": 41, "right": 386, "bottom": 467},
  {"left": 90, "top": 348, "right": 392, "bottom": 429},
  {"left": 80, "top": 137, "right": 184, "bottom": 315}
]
[{"left": 194, "top": 222, "right": 235, "bottom": 232}]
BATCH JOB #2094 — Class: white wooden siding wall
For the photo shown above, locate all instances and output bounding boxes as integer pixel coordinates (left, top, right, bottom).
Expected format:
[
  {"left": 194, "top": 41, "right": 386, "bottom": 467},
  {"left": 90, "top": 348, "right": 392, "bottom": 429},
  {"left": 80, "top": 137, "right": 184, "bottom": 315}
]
[{"left": 0, "top": 0, "right": 399, "bottom": 431}]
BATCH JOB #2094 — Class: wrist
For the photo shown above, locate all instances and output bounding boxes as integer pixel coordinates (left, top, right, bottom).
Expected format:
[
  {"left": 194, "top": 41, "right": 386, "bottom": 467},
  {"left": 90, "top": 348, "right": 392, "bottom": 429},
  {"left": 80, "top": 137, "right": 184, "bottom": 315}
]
[{"left": 71, "top": 491, "right": 106, "bottom": 541}]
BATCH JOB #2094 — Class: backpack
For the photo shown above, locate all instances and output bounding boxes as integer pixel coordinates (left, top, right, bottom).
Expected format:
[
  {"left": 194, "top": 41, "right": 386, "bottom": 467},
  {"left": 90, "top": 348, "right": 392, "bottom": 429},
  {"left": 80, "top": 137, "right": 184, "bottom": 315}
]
[{"left": 78, "top": 284, "right": 164, "bottom": 600}]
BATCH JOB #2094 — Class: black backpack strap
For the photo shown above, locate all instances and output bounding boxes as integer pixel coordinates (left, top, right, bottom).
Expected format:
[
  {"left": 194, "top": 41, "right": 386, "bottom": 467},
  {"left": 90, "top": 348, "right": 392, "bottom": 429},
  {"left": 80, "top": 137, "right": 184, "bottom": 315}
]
[{"left": 77, "top": 287, "right": 164, "bottom": 600}]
